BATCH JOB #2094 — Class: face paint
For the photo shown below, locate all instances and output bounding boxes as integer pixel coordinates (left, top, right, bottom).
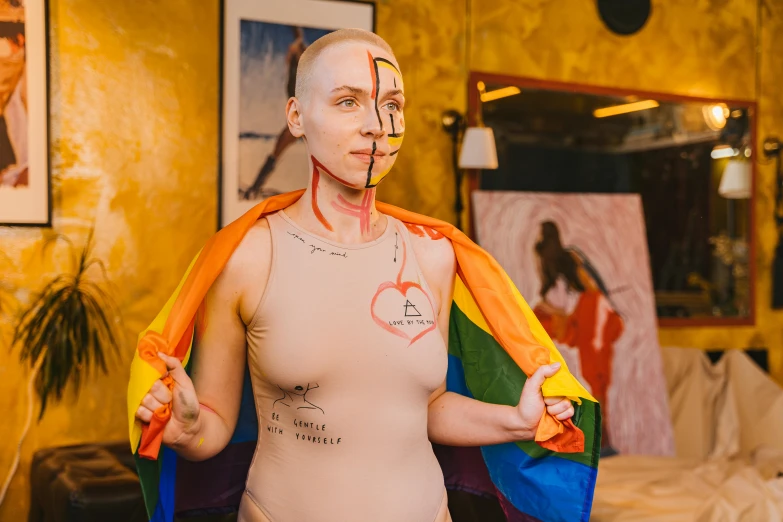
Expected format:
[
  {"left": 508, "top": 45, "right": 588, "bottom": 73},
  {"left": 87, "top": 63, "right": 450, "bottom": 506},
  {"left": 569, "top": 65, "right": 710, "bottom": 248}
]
[
  {"left": 311, "top": 155, "right": 375, "bottom": 237},
  {"left": 302, "top": 45, "right": 404, "bottom": 235},
  {"left": 332, "top": 189, "right": 375, "bottom": 236},
  {"left": 364, "top": 51, "right": 404, "bottom": 189},
  {"left": 310, "top": 156, "right": 335, "bottom": 232},
  {"left": 404, "top": 223, "right": 445, "bottom": 240}
]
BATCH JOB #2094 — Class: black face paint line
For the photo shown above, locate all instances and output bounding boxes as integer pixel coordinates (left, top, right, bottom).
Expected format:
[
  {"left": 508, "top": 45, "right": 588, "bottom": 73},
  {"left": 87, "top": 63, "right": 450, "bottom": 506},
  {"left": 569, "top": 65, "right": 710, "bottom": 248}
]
[
  {"left": 365, "top": 52, "right": 384, "bottom": 188},
  {"left": 374, "top": 57, "right": 401, "bottom": 74},
  {"left": 365, "top": 53, "right": 404, "bottom": 188},
  {"left": 387, "top": 114, "right": 403, "bottom": 158},
  {"left": 370, "top": 58, "right": 382, "bottom": 172}
]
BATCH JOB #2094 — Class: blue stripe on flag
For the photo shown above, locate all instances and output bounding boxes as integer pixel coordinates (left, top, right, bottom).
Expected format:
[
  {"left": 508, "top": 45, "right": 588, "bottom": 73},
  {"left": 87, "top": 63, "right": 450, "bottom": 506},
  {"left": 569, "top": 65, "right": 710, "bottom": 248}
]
[
  {"left": 152, "top": 446, "right": 178, "bottom": 522},
  {"left": 481, "top": 440, "right": 597, "bottom": 522},
  {"left": 446, "top": 354, "right": 474, "bottom": 397},
  {"left": 448, "top": 354, "right": 597, "bottom": 522}
]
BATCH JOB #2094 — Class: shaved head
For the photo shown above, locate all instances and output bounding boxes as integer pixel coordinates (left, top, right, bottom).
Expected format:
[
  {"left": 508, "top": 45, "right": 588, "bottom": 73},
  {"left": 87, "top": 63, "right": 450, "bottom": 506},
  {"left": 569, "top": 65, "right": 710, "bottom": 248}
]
[{"left": 295, "top": 28, "right": 397, "bottom": 101}]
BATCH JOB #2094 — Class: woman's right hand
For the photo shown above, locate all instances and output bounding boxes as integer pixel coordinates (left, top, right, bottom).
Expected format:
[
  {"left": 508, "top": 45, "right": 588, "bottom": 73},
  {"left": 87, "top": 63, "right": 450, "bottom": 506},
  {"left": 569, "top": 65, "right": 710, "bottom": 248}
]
[{"left": 134, "top": 352, "right": 201, "bottom": 447}]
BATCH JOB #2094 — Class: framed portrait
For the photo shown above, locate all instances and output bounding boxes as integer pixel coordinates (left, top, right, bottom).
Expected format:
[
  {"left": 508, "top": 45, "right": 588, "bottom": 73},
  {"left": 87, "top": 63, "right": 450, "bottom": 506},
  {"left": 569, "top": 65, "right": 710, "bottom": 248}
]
[
  {"left": 219, "top": 0, "right": 375, "bottom": 228},
  {"left": 473, "top": 191, "right": 675, "bottom": 456},
  {"left": 0, "top": 0, "right": 49, "bottom": 226}
]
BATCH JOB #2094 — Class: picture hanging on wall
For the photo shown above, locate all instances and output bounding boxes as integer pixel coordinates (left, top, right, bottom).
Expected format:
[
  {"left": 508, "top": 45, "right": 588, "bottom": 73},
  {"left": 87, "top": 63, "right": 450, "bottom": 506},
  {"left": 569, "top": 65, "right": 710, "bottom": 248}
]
[
  {"left": 472, "top": 190, "right": 676, "bottom": 457},
  {"left": 219, "top": 0, "right": 375, "bottom": 228},
  {"left": 0, "top": 0, "right": 49, "bottom": 226}
]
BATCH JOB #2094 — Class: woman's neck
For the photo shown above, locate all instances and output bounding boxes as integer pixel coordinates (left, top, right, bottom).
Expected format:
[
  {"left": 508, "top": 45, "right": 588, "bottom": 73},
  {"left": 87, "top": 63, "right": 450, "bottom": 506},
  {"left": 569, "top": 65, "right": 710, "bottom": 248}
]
[{"left": 285, "top": 157, "right": 387, "bottom": 244}]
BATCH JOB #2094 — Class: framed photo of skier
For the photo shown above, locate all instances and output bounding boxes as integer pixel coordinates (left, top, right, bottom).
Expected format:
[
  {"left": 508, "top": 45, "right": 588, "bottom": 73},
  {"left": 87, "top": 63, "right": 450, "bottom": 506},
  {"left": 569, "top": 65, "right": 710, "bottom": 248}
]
[
  {"left": 219, "top": 0, "right": 375, "bottom": 228},
  {"left": 0, "top": 0, "right": 50, "bottom": 226}
]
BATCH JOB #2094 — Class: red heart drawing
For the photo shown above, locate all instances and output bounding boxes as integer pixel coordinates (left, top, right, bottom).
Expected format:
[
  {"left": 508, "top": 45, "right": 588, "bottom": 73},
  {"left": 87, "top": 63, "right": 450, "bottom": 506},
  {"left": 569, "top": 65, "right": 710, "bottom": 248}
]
[
  {"left": 371, "top": 282, "right": 436, "bottom": 345},
  {"left": 370, "top": 224, "right": 437, "bottom": 346}
]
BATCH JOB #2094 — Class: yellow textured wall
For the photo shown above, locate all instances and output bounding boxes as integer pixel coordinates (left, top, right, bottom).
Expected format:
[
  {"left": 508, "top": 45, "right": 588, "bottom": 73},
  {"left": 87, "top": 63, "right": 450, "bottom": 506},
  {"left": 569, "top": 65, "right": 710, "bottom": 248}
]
[
  {"left": 0, "top": 0, "right": 219, "bottom": 518},
  {"left": 753, "top": 0, "right": 783, "bottom": 385},
  {"left": 376, "top": 0, "right": 466, "bottom": 222},
  {"left": 471, "top": 0, "right": 757, "bottom": 100},
  {"left": 0, "top": 0, "right": 781, "bottom": 519}
]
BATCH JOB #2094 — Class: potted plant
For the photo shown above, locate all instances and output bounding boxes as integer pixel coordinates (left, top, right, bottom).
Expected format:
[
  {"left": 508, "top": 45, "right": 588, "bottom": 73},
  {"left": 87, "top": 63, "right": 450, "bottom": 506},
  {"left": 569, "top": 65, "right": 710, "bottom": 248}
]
[
  {"left": 11, "top": 230, "right": 121, "bottom": 418},
  {"left": 0, "top": 230, "right": 122, "bottom": 507}
]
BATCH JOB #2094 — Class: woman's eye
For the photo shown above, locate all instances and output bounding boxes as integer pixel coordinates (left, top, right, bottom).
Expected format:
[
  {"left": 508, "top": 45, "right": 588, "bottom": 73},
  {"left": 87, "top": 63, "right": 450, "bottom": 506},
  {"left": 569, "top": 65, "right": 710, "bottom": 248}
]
[
  {"left": 341, "top": 99, "right": 356, "bottom": 108},
  {"left": 384, "top": 102, "right": 399, "bottom": 111}
]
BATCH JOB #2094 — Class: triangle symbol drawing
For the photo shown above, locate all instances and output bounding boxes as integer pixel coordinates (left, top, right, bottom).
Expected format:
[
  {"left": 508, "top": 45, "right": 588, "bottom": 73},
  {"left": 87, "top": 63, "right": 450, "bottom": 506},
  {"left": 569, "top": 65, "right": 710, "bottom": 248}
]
[{"left": 404, "top": 300, "right": 422, "bottom": 317}]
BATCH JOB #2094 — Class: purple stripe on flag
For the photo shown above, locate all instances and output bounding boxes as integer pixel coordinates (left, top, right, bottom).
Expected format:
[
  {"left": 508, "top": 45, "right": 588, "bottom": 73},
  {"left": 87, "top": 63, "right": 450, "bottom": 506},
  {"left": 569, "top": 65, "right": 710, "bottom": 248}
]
[
  {"left": 433, "top": 444, "right": 496, "bottom": 499},
  {"left": 174, "top": 440, "right": 256, "bottom": 515},
  {"left": 497, "top": 487, "right": 543, "bottom": 522}
]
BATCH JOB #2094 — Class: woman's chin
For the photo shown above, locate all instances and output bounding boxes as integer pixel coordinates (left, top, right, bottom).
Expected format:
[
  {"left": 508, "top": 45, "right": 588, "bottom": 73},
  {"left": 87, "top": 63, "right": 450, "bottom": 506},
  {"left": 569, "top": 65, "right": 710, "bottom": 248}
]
[{"left": 321, "top": 161, "right": 393, "bottom": 190}]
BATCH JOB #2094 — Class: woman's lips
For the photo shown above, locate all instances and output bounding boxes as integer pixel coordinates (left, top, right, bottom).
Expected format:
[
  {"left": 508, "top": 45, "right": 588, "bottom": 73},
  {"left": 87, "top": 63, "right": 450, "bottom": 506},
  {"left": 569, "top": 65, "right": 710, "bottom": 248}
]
[{"left": 350, "top": 151, "right": 386, "bottom": 164}]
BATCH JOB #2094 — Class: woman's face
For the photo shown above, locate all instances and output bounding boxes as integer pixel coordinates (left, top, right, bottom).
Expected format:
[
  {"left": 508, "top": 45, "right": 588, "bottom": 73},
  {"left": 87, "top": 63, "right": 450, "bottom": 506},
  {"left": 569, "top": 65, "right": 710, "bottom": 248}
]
[{"left": 295, "top": 41, "right": 405, "bottom": 189}]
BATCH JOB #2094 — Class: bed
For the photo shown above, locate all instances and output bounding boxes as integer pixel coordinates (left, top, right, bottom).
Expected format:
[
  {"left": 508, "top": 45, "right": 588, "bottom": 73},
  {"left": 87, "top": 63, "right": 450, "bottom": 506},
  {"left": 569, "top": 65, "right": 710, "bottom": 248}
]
[{"left": 592, "top": 347, "right": 783, "bottom": 521}]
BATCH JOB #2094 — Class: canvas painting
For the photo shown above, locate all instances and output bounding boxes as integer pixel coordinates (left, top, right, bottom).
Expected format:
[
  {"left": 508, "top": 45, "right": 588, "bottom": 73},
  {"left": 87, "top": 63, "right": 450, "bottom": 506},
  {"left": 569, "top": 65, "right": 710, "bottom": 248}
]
[
  {"left": 0, "top": 0, "right": 48, "bottom": 225},
  {"left": 220, "top": 0, "right": 374, "bottom": 227},
  {"left": 472, "top": 191, "right": 675, "bottom": 456}
]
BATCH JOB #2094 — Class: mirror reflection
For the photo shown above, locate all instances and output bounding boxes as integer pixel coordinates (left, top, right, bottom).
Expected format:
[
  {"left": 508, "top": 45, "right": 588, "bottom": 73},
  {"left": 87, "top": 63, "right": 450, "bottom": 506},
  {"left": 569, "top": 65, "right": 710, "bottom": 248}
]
[{"left": 477, "top": 81, "right": 754, "bottom": 323}]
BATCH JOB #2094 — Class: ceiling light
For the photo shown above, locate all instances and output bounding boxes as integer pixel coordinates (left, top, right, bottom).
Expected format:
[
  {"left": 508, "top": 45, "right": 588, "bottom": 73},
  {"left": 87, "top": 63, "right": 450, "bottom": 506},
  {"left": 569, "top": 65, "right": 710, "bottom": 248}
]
[
  {"left": 480, "top": 86, "right": 521, "bottom": 103},
  {"left": 593, "top": 100, "right": 660, "bottom": 118},
  {"left": 711, "top": 145, "right": 738, "bottom": 159},
  {"left": 703, "top": 103, "right": 729, "bottom": 131}
]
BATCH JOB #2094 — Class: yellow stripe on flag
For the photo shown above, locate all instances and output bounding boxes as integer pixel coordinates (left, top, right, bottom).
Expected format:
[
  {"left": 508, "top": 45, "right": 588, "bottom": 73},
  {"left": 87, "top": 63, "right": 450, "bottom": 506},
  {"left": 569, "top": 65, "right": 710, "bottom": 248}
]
[
  {"left": 128, "top": 250, "right": 203, "bottom": 452},
  {"left": 128, "top": 355, "right": 166, "bottom": 453}
]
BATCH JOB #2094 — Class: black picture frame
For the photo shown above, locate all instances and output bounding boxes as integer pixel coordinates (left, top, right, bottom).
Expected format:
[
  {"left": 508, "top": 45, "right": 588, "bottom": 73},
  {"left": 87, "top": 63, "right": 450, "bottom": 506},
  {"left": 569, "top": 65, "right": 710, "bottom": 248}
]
[{"left": 0, "top": 0, "right": 52, "bottom": 227}]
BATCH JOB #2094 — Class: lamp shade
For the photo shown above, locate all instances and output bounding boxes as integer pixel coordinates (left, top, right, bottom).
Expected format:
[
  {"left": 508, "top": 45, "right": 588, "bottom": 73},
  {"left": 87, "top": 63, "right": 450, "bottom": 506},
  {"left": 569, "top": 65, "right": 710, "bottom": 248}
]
[
  {"left": 718, "top": 159, "right": 751, "bottom": 199},
  {"left": 458, "top": 127, "right": 498, "bottom": 169}
]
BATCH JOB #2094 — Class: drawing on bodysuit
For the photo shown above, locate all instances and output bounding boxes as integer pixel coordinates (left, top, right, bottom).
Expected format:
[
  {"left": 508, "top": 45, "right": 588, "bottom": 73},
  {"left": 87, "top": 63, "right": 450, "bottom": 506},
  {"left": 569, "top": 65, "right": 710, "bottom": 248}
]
[
  {"left": 404, "top": 300, "right": 421, "bottom": 317},
  {"left": 393, "top": 232, "right": 399, "bottom": 263},
  {"left": 370, "top": 223, "right": 437, "bottom": 346},
  {"left": 404, "top": 223, "right": 445, "bottom": 240},
  {"left": 273, "top": 383, "right": 325, "bottom": 414},
  {"left": 285, "top": 231, "right": 348, "bottom": 259}
]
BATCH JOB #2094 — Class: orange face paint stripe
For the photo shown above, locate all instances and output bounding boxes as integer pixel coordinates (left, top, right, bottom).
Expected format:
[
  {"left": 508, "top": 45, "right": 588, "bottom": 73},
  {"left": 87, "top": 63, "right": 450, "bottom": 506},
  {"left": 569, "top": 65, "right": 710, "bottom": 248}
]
[
  {"left": 311, "top": 162, "right": 333, "bottom": 232},
  {"left": 366, "top": 50, "right": 377, "bottom": 100}
]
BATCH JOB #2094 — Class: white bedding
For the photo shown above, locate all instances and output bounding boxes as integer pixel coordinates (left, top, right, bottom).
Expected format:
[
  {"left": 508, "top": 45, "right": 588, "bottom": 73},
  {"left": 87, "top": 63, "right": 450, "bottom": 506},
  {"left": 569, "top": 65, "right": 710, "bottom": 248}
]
[{"left": 592, "top": 348, "right": 783, "bottom": 521}]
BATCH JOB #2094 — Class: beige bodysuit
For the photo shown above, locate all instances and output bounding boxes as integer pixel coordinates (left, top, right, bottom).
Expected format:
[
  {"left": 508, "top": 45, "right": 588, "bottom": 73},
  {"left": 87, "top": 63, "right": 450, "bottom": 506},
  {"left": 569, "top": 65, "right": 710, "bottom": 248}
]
[{"left": 239, "top": 210, "right": 451, "bottom": 522}]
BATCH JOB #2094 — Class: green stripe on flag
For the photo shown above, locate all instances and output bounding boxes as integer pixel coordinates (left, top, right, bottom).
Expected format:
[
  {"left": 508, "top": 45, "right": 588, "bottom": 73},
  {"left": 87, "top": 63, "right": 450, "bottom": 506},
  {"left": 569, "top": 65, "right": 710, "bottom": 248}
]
[
  {"left": 450, "top": 302, "right": 600, "bottom": 467},
  {"left": 135, "top": 450, "right": 162, "bottom": 519}
]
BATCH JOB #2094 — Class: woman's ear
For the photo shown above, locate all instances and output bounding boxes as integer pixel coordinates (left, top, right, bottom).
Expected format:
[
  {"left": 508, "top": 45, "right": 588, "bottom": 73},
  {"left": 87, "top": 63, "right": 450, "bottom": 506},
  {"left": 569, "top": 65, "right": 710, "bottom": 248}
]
[{"left": 286, "top": 97, "right": 305, "bottom": 138}]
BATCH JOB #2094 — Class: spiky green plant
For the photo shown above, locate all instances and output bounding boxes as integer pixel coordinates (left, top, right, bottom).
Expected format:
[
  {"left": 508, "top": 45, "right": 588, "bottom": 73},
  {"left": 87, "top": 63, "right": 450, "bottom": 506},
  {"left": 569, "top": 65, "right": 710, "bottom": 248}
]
[{"left": 11, "top": 230, "right": 120, "bottom": 419}]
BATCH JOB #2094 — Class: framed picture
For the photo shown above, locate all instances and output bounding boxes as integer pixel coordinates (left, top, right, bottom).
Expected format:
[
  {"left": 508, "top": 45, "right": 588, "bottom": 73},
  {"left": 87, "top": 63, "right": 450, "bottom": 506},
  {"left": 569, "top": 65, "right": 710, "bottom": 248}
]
[
  {"left": 473, "top": 191, "right": 675, "bottom": 457},
  {"left": 219, "top": 0, "right": 375, "bottom": 228},
  {"left": 0, "top": 0, "right": 49, "bottom": 226}
]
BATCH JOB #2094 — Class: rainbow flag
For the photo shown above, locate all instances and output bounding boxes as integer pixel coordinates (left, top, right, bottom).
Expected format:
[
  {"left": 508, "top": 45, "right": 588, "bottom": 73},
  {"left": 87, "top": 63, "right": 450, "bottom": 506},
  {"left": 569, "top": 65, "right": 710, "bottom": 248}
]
[{"left": 127, "top": 190, "right": 600, "bottom": 522}]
